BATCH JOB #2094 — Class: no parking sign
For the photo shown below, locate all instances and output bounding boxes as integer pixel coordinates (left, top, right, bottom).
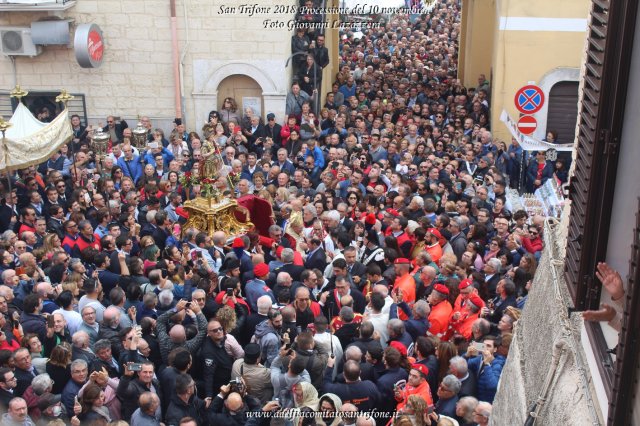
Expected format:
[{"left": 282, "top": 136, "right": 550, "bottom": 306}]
[{"left": 514, "top": 85, "right": 545, "bottom": 114}]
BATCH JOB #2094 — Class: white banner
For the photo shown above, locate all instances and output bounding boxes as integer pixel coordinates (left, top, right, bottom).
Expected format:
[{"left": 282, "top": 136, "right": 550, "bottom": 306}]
[
  {"left": 0, "top": 107, "right": 72, "bottom": 172},
  {"left": 500, "top": 110, "right": 574, "bottom": 151}
]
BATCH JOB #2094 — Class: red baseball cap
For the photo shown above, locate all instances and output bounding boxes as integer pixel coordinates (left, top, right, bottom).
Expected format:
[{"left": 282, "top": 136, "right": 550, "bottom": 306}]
[
  {"left": 394, "top": 258, "right": 411, "bottom": 265},
  {"left": 411, "top": 363, "right": 429, "bottom": 378},
  {"left": 468, "top": 294, "right": 485, "bottom": 309},
  {"left": 385, "top": 209, "right": 400, "bottom": 217},
  {"left": 458, "top": 278, "right": 473, "bottom": 290},
  {"left": 434, "top": 283, "right": 450, "bottom": 295},
  {"left": 254, "top": 263, "right": 269, "bottom": 277},
  {"left": 390, "top": 341, "right": 408, "bottom": 357}
]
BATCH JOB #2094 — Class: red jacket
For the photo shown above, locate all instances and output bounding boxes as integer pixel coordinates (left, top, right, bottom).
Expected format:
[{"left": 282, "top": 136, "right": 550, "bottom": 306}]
[
  {"left": 0, "top": 339, "right": 20, "bottom": 352},
  {"left": 18, "top": 222, "right": 36, "bottom": 238},
  {"left": 396, "top": 232, "right": 414, "bottom": 259},
  {"left": 74, "top": 233, "right": 102, "bottom": 255},
  {"left": 522, "top": 236, "right": 543, "bottom": 254}
]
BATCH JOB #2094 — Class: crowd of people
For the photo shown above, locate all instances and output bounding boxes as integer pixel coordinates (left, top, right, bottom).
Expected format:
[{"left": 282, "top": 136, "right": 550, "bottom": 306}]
[{"left": 0, "top": 1, "right": 570, "bottom": 426}]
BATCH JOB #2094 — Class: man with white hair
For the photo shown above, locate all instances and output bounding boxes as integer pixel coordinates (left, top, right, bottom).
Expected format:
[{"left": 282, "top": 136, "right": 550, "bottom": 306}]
[
  {"left": 78, "top": 306, "right": 100, "bottom": 345},
  {"left": 71, "top": 331, "right": 96, "bottom": 364},
  {"left": 435, "top": 374, "right": 462, "bottom": 418},
  {"left": 97, "top": 305, "right": 125, "bottom": 358},
  {"left": 483, "top": 258, "right": 502, "bottom": 299},
  {"left": 473, "top": 401, "right": 492, "bottom": 426},
  {"left": 406, "top": 196, "right": 425, "bottom": 221},
  {"left": 449, "top": 216, "right": 468, "bottom": 261},
  {"left": 273, "top": 248, "right": 304, "bottom": 282},
  {"left": 449, "top": 356, "right": 477, "bottom": 398}
]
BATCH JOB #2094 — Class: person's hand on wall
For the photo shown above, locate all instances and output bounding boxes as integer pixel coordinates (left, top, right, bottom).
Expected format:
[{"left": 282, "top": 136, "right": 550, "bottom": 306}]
[{"left": 583, "top": 304, "right": 617, "bottom": 322}]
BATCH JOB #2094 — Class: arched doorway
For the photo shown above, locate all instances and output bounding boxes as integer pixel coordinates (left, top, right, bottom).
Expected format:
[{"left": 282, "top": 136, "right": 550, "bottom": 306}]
[
  {"left": 217, "top": 75, "right": 263, "bottom": 119},
  {"left": 546, "top": 81, "right": 579, "bottom": 145},
  {"left": 192, "top": 60, "right": 288, "bottom": 132}
]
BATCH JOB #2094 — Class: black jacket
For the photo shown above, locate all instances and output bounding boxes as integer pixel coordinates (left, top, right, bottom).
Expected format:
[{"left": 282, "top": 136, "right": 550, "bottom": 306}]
[
  {"left": 90, "top": 358, "right": 121, "bottom": 378},
  {"left": 304, "top": 248, "right": 327, "bottom": 271},
  {"left": 97, "top": 324, "right": 124, "bottom": 360},
  {"left": 273, "top": 263, "right": 305, "bottom": 282},
  {"left": 116, "top": 375, "right": 161, "bottom": 419},
  {"left": 207, "top": 394, "right": 262, "bottom": 426},
  {"left": 321, "top": 365, "right": 381, "bottom": 412},
  {"left": 200, "top": 336, "right": 235, "bottom": 397},
  {"left": 20, "top": 312, "right": 46, "bottom": 343},
  {"left": 14, "top": 366, "right": 36, "bottom": 396},
  {"left": 101, "top": 120, "right": 129, "bottom": 143},
  {"left": 165, "top": 393, "right": 208, "bottom": 426}
]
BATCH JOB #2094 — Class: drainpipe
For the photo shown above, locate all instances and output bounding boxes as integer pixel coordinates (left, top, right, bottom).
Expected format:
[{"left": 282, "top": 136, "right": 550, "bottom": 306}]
[
  {"left": 524, "top": 338, "right": 568, "bottom": 425},
  {"left": 170, "top": 0, "right": 182, "bottom": 119}
]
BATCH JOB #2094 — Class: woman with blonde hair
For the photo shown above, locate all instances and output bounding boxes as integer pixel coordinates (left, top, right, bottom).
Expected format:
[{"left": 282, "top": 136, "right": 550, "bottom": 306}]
[
  {"left": 397, "top": 394, "right": 429, "bottom": 426},
  {"left": 215, "top": 305, "right": 246, "bottom": 359},
  {"left": 274, "top": 187, "right": 290, "bottom": 210},
  {"left": 42, "top": 234, "right": 63, "bottom": 259}
]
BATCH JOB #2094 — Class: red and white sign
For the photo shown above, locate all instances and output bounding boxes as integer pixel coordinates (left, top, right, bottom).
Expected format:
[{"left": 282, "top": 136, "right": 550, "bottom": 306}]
[
  {"left": 74, "top": 23, "right": 105, "bottom": 68},
  {"left": 515, "top": 85, "right": 545, "bottom": 114},
  {"left": 517, "top": 115, "right": 537, "bottom": 135}
]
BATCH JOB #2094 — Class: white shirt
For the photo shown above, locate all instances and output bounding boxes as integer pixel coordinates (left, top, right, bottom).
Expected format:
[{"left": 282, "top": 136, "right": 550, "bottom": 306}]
[{"left": 53, "top": 308, "right": 83, "bottom": 335}]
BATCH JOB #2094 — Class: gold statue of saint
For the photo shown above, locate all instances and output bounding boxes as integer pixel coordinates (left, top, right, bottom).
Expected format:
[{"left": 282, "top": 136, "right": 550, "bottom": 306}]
[{"left": 199, "top": 139, "right": 223, "bottom": 181}]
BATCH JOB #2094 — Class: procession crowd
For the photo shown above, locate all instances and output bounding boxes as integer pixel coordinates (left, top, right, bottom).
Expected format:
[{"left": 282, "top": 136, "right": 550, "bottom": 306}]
[{"left": 0, "top": 1, "right": 565, "bottom": 426}]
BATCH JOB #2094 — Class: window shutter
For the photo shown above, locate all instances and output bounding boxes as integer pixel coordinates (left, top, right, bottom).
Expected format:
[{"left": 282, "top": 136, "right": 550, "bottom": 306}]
[
  {"left": 564, "top": 0, "right": 609, "bottom": 307},
  {"left": 610, "top": 200, "right": 640, "bottom": 424}
]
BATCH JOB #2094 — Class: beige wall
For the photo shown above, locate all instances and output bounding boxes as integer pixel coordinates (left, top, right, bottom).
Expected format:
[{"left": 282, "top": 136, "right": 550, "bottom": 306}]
[
  {"left": 459, "top": 0, "right": 590, "bottom": 142},
  {"left": 491, "top": 30, "right": 587, "bottom": 141},
  {"left": 0, "top": 0, "right": 295, "bottom": 133},
  {"left": 458, "top": 0, "right": 497, "bottom": 89}
]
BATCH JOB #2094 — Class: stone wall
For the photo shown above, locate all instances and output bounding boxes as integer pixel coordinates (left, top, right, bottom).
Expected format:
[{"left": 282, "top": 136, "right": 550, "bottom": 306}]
[
  {"left": 0, "top": 0, "right": 296, "bottom": 132},
  {"left": 491, "top": 215, "right": 605, "bottom": 425}
]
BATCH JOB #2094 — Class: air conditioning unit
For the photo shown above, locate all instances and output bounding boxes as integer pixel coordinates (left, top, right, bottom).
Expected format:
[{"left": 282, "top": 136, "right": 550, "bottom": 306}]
[{"left": 0, "top": 27, "right": 42, "bottom": 56}]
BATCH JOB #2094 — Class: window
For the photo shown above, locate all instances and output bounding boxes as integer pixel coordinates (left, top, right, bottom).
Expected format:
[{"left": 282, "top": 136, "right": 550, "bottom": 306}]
[
  {"left": 564, "top": 0, "right": 640, "bottom": 423},
  {"left": 0, "top": 91, "right": 87, "bottom": 126}
]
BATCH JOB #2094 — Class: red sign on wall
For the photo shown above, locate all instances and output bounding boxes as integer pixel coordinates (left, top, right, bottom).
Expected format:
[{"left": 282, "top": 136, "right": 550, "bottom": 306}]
[{"left": 74, "top": 23, "right": 104, "bottom": 68}]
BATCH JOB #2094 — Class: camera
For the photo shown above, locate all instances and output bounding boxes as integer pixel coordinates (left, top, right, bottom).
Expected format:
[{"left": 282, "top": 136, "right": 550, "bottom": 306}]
[{"left": 228, "top": 378, "right": 245, "bottom": 394}]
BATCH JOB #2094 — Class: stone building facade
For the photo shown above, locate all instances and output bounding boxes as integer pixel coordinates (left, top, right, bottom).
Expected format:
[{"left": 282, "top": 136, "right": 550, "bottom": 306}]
[{"left": 0, "top": 0, "right": 297, "bottom": 132}]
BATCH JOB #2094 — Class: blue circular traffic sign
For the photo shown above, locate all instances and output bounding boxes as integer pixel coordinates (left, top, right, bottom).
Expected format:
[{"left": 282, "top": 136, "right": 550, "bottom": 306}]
[{"left": 515, "top": 85, "right": 544, "bottom": 114}]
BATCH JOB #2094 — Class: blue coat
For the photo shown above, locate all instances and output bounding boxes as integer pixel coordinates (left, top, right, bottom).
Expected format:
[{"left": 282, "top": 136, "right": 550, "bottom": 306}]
[
  {"left": 525, "top": 160, "right": 554, "bottom": 193},
  {"left": 390, "top": 302, "right": 430, "bottom": 341},
  {"left": 143, "top": 147, "right": 175, "bottom": 169},
  {"left": 375, "top": 366, "right": 408, "bottom": 414},
  {"left": 117, "top": 155, "right": 144, "bottom": 184},
  {"left": 467, "top": 354, "right": 506, "bottom": 403},
  {"left": 244, "top": 279, "right": 275, "bottom": 312}
]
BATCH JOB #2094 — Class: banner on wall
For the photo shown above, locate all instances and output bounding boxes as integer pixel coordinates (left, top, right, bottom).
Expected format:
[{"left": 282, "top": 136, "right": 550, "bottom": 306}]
[{"left": 500, "top": 110, "right": 573, "bottom": 152}]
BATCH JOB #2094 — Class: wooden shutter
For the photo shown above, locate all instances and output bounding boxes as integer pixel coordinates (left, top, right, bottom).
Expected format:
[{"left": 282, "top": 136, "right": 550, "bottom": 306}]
[
  {"left": 564, "top": 0, "right": 638, "bottom": 404},
  {"left": 610, "top": 200, "right": 640, "bottom": 424},
  {"left": 564, "top": 0, "right": 609, "bottom": 307}
]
